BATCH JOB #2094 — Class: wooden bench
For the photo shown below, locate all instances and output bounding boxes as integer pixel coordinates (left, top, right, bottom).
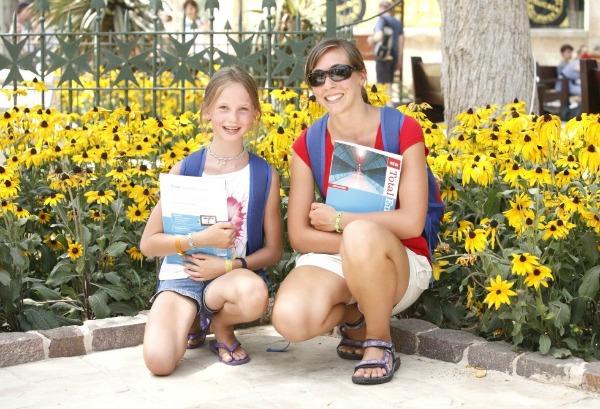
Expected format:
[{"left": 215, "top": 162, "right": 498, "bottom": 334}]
[
  {"left": 411, "top": 56, "right": 444, "bottom": 122},
  {"left": 580, "top": 58, "right": 600, "bottom": 114},
  {"left": 536, "top": 65, "right": 569, "bottom": 117}
]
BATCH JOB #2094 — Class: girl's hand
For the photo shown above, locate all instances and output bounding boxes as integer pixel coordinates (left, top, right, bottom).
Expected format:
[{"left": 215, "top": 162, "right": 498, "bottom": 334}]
[
  {"left": 308, "top": 202, "right": 337, "bottom": 232},
  {"left": 182, "top": 253, "right": 228, "bottom": 281},
  {"left": 202, "top": 222, "right": 236, "bottom": 249}
]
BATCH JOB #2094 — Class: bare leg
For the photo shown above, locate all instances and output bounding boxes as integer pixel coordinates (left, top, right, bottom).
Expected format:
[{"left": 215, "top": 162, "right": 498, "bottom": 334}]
[
  {"left": 143, "top": 291, "right": 197, "bottom": 376},
  {"left": 272, "top": 265, "right": 353, "bottom": 342},
  {"left": 341, "top": 220, "right": 409, "bottom": 381},
  {"left": 204, "top": 269, "right": 269, "bottom": 363}
]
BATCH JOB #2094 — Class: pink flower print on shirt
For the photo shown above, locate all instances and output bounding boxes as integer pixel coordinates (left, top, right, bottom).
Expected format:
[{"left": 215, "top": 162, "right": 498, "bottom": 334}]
[{"left": 228, "top": 196, "right": 246, "bottom": 240}]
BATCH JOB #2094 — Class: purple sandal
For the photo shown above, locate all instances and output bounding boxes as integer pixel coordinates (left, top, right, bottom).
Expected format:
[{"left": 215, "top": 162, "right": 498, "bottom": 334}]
[
  {"left": 186, "top": 312, "right": 212, "bottom": 350},
  {"left": 336, "top": 316, "right": 365, "bottom": 360},
  {"left": 208, "top": 339, "right": 250, "bottom": 365},
  {"left": 351, "top": 339, "right": 401, "bottom": 385}
]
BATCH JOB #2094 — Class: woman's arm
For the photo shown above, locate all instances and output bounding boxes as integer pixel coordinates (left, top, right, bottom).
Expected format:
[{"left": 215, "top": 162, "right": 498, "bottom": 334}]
[
  {"left": 240, "top": 168, "right": 283, "bottom": 270},
  {"left": 287, "top": 151, "right": 343, "bottom": 254},
  {"left": 306, "top": 142, "right": 428, "bottom": 241}
]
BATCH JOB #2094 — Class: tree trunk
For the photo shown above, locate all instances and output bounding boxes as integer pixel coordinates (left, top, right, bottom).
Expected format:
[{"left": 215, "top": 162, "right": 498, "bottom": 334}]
[{"left": 438, "top": 0, "right": 538, "bottom": 127}]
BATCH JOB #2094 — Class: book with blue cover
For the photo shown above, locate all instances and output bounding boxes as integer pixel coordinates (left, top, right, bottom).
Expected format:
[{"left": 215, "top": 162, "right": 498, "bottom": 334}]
[
  {"left": 326, "top": 140, "right": 402, "bottom": 213},
  {"left": 159, "top": 173, "right": 231, "bottom": 264}
]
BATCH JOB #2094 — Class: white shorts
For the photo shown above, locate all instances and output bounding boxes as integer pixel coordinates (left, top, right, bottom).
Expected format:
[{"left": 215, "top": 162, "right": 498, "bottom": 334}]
[{"left": 294, "top": 249, "right": 432, "bottom": 315}]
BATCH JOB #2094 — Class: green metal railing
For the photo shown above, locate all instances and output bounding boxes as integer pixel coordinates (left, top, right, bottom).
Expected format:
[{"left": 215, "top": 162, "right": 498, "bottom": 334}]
[{"left": 0, "top": 0, "right": 356, "bottom": 116}]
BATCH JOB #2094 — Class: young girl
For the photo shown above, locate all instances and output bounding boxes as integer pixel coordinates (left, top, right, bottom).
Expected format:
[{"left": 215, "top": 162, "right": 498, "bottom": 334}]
[
  {"left": 271, "top": 39, "right": 432, "bottom": 385},
  {"left": 141, "top": 66, "right": 282, "bottom": 375}
]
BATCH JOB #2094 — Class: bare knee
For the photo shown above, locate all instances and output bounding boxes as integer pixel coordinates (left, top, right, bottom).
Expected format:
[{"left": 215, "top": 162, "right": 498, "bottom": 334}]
[
  {"left": 341, "top": 220, "right": 381, "bottom": 262},
  {"left": 272, "top": 296, "right": 312, "bottom": 343},
  {"left": 143, "top": 343, "right": 178, "bottom": 376},
  {"left": 236, "top": 274, "right": 269, "bottom": 318}
]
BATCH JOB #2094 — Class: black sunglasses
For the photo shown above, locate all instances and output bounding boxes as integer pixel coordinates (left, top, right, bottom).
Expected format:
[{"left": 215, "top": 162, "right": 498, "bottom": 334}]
[{"left": 307, "top": 65, "right": 361, "bottom": 87}]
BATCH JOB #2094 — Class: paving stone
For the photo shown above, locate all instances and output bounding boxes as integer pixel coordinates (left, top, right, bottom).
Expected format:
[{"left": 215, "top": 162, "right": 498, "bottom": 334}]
[
  {"left": 417, "top": 328, "right": 484, "bottom": 363},
  {"left": 86, "top": 315, "right": 147, "bottom": 352},
  {"left": 582, "top": 362, "right": 600, "bottom": 392},
  {"left": 467, "top": 341, "right": 523, "bottom": 374},
  {"left": 515, "top": 351, "right": 587, "bottom": 386},
  {"left": 38, "top": 326, "right": 85, "bottom": 358},
  {"left": 391, "top": 318, "right": 438, "bottom": 355},
  {"left": 0, "top": 332, "right": 44, "bottom": 367}
]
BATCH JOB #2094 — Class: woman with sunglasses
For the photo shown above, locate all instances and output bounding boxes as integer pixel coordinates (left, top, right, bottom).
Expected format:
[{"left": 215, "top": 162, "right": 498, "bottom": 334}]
[{"left": 272, "top": 38, "right": 432, "bottom": 385}]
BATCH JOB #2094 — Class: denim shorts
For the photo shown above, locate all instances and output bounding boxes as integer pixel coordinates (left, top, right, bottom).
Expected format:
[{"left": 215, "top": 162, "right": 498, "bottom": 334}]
[{"left": 149, "top": 277, "right": 218, "bottom": 315}]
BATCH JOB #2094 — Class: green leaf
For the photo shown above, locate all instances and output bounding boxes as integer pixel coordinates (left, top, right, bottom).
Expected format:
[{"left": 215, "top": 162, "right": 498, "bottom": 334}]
[
  {"left": 482, "top": 187, "right": 502, "bottom": 217},
  {"left": 539, "top": 334, "right": 551, "bottom": 354},
  {"left": 104, "top": 271, "right": 123, "bottom": 286},
  {"left": 91, "top": 283, "right": 133, "bottom": 301},
  {"left": 47, "top": 264, "right": 78, "bottom": 286},
  {"left": 105, "top": 241, "right": 127, "bottom": 257},
  {"left": 89, "top": 291, "right": 111, "bottom": 319},
  {"left": 578, "top": 265, "right": 600, "bottom": 299},
  {"left": 550, "top": 347, "right": 572, "bottom": 359},
  {"left": 0, "top": 270, "right": 11, "bottom": 286},
  {"left": 421, "top": 291, "right": 443, "bottom": 326},
  {"left": 580, "top": 233, "right": 599, "bottom": 265},
  {"left": 23, "top": 307, "right": 61, "bottom": 330},
  {"left": 548, "top": 301, "right": 570, "bottom": 328},
  {"left": 31, "top": 283, "right": 62, "bottom": 300},
  {"left": 562, "top": 337, "right": 579, "bottom": 350}
]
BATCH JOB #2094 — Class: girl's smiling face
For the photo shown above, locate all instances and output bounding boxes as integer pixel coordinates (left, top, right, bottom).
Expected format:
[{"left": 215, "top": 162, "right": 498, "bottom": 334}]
[
  {"left": 310, "top": 48, "right": 365, "bottom": 113},
  {"left": 204, "top": 82, "right": 258, "bottom": 141}
]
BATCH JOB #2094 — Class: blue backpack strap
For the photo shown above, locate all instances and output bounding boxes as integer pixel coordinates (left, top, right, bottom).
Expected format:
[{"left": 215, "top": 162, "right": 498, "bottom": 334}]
[
  {"left": 180, "top": 149, "right": 207, "bottom": 176},
  {"left": 246, "top": 152, "right": 272, "bottom": 285},
  {"left": 380, "top": 106, "right": 404, "bottom": 154},
  {"left": 305, "top": 114, "right": 329, "bottom": 197}
]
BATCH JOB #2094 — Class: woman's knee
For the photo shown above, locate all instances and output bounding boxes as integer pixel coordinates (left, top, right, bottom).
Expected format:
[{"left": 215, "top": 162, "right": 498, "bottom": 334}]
[
  {"left": 341, "top": 220, "right": 383, "bottom": 260},
  {"left": 143, "top": 343, "right": 178, "bottom": 376},
  {"left": 271, "top": 294, "right": 312, "bottom": 342},
  {"left": 234, "top": 274, "right": 269, "bottom": 315}
]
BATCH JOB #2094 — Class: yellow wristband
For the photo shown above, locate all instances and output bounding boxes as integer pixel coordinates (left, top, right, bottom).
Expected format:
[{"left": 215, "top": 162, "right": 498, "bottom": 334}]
[
  {"left": 334, "top": 211, "right": 343, "bottom": 233},
  {"left": 225, "top": 258, "right": 233, "bottom": 273},
  {"left": 174, "top": 236, "right": 184, "bottom": 256}
]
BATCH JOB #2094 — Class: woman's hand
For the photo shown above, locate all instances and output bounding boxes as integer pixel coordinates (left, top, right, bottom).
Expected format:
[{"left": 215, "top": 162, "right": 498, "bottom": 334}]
[
  {"left": 182, "top": 253, "right": 228, "bottom": 281},
  {"left": 200, "top": 222, "right": 236, "bottom": 249},
  {"left": 308, "top": 202, "right": 337, "bottom": 232}
]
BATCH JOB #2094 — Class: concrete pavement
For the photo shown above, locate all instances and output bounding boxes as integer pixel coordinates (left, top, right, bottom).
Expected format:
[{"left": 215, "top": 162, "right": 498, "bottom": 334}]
[{"left": 1, "top": 324, "right": 599, "bottom": 409}]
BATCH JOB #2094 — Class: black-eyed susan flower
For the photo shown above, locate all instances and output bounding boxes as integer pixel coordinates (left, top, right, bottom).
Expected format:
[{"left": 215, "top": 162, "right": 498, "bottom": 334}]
[
  {"left": 540, "top": 219, "right": 573, "bottom": 240},
  {"left": 441, "top": 185, "right": 458, "bottom": 201},
  {"left": 511, "top": 252, "right": 540, "bottom": 276},
  {"left": 483, "top": 275, "right": 517, "bottom": 310},
  {"left": 0, "top": 177, "right": 20, "bottom": 198},
  {"left": 503, "top": 193, "right": 535, "bottom": 230},
  {"left": 270, "top": 87, "right": 298, "bottom": 102},
  {"left": 126, "top": 204, "right": 150, "bottom": 222},
  {"left": 454, "top": 108, "right": 480, "bottom": 129},
  {"left": 128, "top": 185, "right": 159, "bottom": 207},
  {"left": 579, "top": 144, "right": 599, "bottom": 173},
  {"left": 367, "top": 84, "right": 390, "bottom": 107},
  {"left": 127, "top": 246, "right": 144, "bottom": 261},
  {"left": 67, "top": 240, "right": 84, "bottom": 260},
  {"left": 448, "top": 220, "right": 474, "bottom": 243},
  {"left": 105, "top": 165, "right": 130, "bottom": 182},
  {"left": 36, "top": 210, "right": 51, "bottom": 224},
  {"left": 14, "top": 206, "right": 30, "bottom": 219},
  {"left": 89, "top": 209, "right": 105, "bottom": 222},
  {"left": 480, "top": 218, "right": 500, "bottom": 249},
  {"left": 432, "top": 256, "right": 449, "bottom": 280},
  {"left": 44, "top": 235, "right": 65, "bottom": 251},
  {"left": 525, "top": 166, "right": 552, "bottom": 187},
  {"left": 581, "top": 210, "right": 600, "bottom": 234},
  {"left": 464, "top": 229, "right": 487, "bottom": 254},
  {"left": 84, "top": 189, "right": 116, "bottom": 205},
  {"left": 501, "top": 161, "right": 524, "bottom": 188},
  {"left": 524, "top": 264, "right": 553, "bottom": 290},
  {"left": 44, "top": 192, "right": 66, "bottom": 206}
]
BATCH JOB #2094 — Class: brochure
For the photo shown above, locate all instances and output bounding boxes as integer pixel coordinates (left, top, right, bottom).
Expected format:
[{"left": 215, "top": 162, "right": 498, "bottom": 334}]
[
  {"left": 326, "top": 140, "right": 402, "bottom": 213},
  {"left": 159, "top": 173, "right": 231, "bottom": 264}
]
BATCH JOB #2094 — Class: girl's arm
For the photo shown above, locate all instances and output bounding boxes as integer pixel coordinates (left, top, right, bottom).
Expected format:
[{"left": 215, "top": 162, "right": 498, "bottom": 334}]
[
  {"left": 238, "top": 168, "right": 283, "bottom": 270},
  {"left": 139, "top": 161, "right": 236, "bottom": 258}
]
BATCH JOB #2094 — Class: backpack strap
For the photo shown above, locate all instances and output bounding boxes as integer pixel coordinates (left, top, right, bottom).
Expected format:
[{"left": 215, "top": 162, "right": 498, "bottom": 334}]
[
  {"left": 380, "top": 106, "right": 404, "bottom": 154},
  {"left": 180, "top": 149, "right": 207, "bottom": 176},
  {"left": 306, "top": 113, "right": 329, "bottom": 197}
]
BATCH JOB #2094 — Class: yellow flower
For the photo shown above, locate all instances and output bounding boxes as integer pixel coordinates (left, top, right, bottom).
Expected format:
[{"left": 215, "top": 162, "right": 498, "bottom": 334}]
[
  {"left": 126, "top": 204, "right": 150, "bottom": 222},
  {"left": 483, "top": 275, "right": 517, "bottom": 310},
  {"left": 448, "top": 220, "right": 473, "bottom": 243},
  {"left": 127, "top": 246, "right": 144, "bottom": 261},
  {"left": 67, "top": 240, "right": 84, "bottom": 260},
  {"left": 454, "top": 108, "right": 480, "bottom": 129},
  {"left": 270, "top": 87, "right": 298, "bottom": 102},
  {"left": 89, "top": 209, "right": 105, "bottom": 222},
  {"left": 36, "top": 210, "right": 51, "bottom": 225},
  {"left": 128, "top": 185, "right": 159, "bottom": 207},
  {"left": 44, "top": 235, "right": 65, "bottom": 251},
  {"left": 366, "top": 84, "right": 391, "bottom": 107},
  {"left": 579, "top": 144, "right": 599, "bottom": 173},
  {"left": 525, "top": 166, "right": 552, "bottom": 187},
  {"left": 524, "top": 265, "right": 553, "bottom": 289},
  {"left": 84, "top": 189, "right": 116, "bottom": 205},
  {"left": 581, "top": 210, "right": 600, "bottom": 234},
  {"left": 464, "top": 229, "right": 487, "bottom": 254},
  {"left": 44, "top": 192, "right": 66, "bottom": 206},
  {"left": 14, "top": 206, "right": 30, "bottom": 219},
  {"left": 503, "top": 193, "right": 534, "bottom": 230},
  {"left": 511, "top": 252, "right": 540, "bottom": 276},
  {"left": 432, "top": 256, "right": 449, "bottom": 280},
  {"left": 441, "top": 185, "right": 458, "bottom": 202}
]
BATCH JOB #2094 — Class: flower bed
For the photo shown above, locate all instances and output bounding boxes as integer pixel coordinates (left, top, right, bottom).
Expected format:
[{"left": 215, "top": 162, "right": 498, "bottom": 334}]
[{"left": 0, "top": 75, "right": 598, "bottom": 361}]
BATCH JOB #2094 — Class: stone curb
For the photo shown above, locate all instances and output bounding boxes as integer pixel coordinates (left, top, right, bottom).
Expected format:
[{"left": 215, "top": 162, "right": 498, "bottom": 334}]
[{"left": 1, "top": 315, "right": 598, "bottom": 393}]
